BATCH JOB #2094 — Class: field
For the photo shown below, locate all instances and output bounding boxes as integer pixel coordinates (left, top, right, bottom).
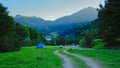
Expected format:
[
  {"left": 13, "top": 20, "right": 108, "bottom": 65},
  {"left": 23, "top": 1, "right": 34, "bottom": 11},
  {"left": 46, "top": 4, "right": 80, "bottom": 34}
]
[
  {"left": 69, "top": 49, "right": 120, "bottom": 68},
  {"left": 0, "top": 46, "right": 120, "bottom": 68},
  {"left": 0, "top": 46, "right": 62, "bottom": 68}
]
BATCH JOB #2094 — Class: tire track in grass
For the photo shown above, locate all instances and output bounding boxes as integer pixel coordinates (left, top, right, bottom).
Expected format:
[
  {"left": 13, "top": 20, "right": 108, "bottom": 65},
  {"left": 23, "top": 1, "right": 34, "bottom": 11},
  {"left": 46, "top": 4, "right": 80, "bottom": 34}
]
[
  {"left": 61, "top": 50, "right": 87, "bottom": 68},
  {"left": 63, "top": 50, "right": 101, "bottom": 68},
  {"left": 54, "top": 50, "right": 74, "bottom": 68}
]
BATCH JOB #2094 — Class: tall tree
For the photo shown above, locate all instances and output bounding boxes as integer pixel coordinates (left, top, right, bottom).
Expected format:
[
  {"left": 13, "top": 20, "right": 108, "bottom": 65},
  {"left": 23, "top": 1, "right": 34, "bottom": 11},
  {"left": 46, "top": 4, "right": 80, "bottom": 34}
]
[
  {"left": 0, "top": 3, "right": 21, "bottom": 52},
  {"left": 97, "top": 0, "right": 120, "bottom": 48}
]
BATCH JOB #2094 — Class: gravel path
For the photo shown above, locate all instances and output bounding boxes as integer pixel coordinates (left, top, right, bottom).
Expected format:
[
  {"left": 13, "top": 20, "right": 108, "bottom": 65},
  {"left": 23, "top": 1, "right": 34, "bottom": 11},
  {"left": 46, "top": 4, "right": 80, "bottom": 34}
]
[
  {"left": 63, "top": 50, "right": 101, "bottom": 68},
  {"left": 54, "top": 50, "right": 74, "bottom": 68}
]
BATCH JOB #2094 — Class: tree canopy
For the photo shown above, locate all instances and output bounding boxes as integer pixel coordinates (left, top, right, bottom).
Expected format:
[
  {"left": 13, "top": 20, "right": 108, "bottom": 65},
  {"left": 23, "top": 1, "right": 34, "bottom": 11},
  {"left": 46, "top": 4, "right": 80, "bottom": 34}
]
[
  {"left": 0, "top": 3, "right": 20, "bottom": 52},
  {"left": 97, "top": 0, "right": 120, "bottom": 48},
  {"left": 0, "top": 3, "right": 45, "bottom": 52}
]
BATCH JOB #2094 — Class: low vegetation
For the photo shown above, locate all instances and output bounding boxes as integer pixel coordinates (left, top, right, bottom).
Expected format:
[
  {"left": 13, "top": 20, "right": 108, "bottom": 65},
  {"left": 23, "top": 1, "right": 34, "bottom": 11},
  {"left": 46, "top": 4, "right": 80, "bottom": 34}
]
[
  {"left": 69, "top": 49, "right": 120, "bottom": 68},
  {"left": 0, "top": 46, "right": 62, "bottom": 68}
]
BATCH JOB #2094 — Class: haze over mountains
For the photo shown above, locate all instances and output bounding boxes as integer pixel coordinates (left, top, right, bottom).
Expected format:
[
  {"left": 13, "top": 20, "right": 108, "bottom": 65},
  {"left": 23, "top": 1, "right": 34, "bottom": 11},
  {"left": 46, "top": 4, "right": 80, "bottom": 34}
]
[{"left": 14, "top": 7, "right": 98, "bottom": 35}]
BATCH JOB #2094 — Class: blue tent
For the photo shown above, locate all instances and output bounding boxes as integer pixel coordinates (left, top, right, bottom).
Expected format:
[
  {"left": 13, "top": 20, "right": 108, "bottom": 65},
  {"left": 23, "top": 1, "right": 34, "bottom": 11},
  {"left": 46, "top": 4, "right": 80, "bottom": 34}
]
[{"left": 36, "top": 43, "right": 45, "bottom": 48}]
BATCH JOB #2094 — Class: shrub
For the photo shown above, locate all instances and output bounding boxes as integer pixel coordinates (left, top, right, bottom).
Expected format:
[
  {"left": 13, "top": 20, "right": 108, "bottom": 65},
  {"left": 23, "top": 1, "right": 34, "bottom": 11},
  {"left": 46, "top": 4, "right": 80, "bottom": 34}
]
[
  {"left": 79, "top": 38, "right": 85, "bottom": 47},
  {"left": 92, "top": 39, "right": 105, "bottom": 49}
]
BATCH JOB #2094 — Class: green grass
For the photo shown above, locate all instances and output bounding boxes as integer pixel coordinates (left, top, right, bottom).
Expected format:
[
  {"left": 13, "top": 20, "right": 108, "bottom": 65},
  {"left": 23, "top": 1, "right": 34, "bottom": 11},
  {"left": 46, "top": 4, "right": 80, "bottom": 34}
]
[
  {"left": 0, "top": 46, "right": 62, "bottom": 68},
  {"left": 69, "top": 49, "right": 120, "bottom": 68}
]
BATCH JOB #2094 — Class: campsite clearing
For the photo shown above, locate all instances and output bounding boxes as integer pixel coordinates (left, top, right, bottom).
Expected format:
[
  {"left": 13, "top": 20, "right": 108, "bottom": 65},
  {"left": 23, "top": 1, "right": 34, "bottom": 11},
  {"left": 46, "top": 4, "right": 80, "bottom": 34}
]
[
  {"left": 0, "top": 46, "right": 62, "bottom": 68},
  {"left": 0, "top": 46, "right": 120, "bottom": 68}
]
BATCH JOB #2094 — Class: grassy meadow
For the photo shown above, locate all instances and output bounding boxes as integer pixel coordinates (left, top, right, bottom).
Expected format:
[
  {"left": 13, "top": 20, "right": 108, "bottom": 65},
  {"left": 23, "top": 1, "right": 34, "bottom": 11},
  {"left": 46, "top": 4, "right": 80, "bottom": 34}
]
[
  {"left": 0, "top": 46, "right": 62, "bottom": 68},
  {"left": 0, "top": 46, "right": 120, "bottom": 68},
  {"left": 69, "top": 49, "right": 120, "bottom": 68}
]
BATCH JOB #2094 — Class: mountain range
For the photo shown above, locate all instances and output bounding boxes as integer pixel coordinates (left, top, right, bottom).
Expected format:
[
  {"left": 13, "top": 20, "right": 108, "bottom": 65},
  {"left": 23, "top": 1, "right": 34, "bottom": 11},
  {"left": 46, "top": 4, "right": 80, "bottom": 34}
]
[{"left": 14, "top": 7, "right": 98, "bottom": 35}]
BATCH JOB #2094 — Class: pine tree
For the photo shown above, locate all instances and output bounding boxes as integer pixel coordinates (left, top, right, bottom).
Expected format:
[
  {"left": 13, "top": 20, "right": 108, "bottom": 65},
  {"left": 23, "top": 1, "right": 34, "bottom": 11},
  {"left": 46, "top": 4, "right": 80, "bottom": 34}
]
[
  {"left": 97, "top": 0, "right": 120, "bottom": 48},
  {"left": 0, "top": 3, "right": 21, "bottom": 52}
]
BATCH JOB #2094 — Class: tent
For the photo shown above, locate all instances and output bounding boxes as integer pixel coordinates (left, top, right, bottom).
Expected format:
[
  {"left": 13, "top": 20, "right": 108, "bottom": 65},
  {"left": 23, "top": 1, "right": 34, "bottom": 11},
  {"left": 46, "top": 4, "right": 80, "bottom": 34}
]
[
  {"left": 36, "top": 43, "right": 45, "bottom": 48},
  {"left": 59, "top": 45, "right": 63, "bottom": 48}
]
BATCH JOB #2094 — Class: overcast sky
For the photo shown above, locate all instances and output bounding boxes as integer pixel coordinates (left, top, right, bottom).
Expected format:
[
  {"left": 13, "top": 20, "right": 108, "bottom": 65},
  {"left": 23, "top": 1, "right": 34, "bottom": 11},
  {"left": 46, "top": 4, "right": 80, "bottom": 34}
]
[{"left": 0, "top": 0, "right": 104, "bottom": 20}]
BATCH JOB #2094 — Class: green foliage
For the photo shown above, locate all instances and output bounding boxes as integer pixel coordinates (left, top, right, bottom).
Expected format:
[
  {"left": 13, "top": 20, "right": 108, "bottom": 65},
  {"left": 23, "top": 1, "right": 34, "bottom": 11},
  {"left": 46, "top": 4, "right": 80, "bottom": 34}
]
[
  {"left": 55, "top": 24, "right": 90, "bottom": 45},
  {"left": 23, "top": 37, "right": 32, "bottom": 46},
  {"left": 15, "top": 24, "right": 29, "bottom": 41},
  {"left": 55, "top": 36, "right": 79, "bottom": 45},
  {"left": 84, "top": 33, "right": 93, "bottom": 48},
  {"left": 0, "top": 3, "right": 45, "bottom": 52},
  {"left": 97, "top": 0, "right": 120, "bottom": 47},
  {"left": 80, "top": 29, "right": 98, "bottom": 48},
  {"left": 0, "top": 3, "right": 22, "bottom": 52},
  {"left": 15, "top": 24, "right": 32, "bottom": 46},
  {"left": 79, "top": 38, "right": 85, "bottom": 47},
  {"left": 92, "top": 39, "right": 105, "bottom": 49},
  {"left": 29, "top": 28, "right": 45, "bottom": 45},
  {"left": 15, "top": 23, "right": 45, "bottom": 46}
]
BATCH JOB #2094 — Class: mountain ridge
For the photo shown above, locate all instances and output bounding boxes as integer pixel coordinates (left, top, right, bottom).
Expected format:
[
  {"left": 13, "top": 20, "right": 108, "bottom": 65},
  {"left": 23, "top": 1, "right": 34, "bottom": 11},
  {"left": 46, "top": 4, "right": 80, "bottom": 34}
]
[{"left": 14, "top": 7, "right": 98, "bottom": 35}]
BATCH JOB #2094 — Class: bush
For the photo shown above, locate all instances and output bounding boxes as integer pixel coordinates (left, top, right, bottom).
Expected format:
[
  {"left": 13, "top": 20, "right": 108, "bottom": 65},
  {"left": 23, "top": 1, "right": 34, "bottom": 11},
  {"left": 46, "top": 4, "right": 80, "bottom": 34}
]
[
  {"left": 79, "top": 38, "right": 85, "bottom": 47},
  {"left": 92, "top": 39, "right": 105, "bottom": 49}
]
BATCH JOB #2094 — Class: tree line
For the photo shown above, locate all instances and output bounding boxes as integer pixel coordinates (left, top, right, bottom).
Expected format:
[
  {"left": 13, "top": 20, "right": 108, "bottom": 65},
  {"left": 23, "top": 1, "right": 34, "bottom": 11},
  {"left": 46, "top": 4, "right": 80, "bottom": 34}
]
[
  {"left": 50, "top": 0, "right": 120, "bottom": 49},
  {"left": 0, "top": 3, "right": 45, "bottom": 53},
  {"left": 79, "top": 0, "right": 120, "bottom": 49},
  {"left": 0, "top": 0, "right": 120, "bottom": 53}
]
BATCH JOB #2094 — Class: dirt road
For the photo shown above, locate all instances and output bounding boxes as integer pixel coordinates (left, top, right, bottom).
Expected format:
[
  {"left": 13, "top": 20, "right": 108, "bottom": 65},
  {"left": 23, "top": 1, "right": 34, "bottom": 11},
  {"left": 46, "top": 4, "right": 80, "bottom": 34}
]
[
  {"left": 63, "top": 50, "right": 101, "bottom": 68},
  {"left": 54, "top": 50, "right": 74, "bottom": 68}
]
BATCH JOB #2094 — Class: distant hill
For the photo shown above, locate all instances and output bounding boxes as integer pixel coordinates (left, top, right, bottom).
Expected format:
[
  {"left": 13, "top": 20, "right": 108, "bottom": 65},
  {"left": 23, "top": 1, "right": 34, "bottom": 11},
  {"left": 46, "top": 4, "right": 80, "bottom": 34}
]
[
  {"left": 14, "top": 7, "right": 98, "bottom": 35},
  {"left": 14, "top": 15, "right": 53, "bottom": 34},
  {"left": 54, "top": 7, "right": 98, "bottom": 24}
]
